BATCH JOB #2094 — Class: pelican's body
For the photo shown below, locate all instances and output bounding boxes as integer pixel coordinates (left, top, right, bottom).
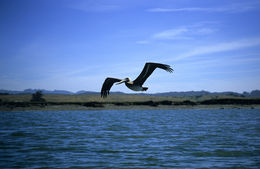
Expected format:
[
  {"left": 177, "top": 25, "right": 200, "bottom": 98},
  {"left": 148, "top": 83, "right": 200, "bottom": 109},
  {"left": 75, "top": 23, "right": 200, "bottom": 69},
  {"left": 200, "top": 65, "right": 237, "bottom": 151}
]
[
  {"left": 101, "top": 62, "right": 173, "bottom": 98},
  {"left": 126, "top": 82, "right": 145, "bottom": 91},
  {"left": 122, "top": 78, "right": 147, "bottom": 91}
]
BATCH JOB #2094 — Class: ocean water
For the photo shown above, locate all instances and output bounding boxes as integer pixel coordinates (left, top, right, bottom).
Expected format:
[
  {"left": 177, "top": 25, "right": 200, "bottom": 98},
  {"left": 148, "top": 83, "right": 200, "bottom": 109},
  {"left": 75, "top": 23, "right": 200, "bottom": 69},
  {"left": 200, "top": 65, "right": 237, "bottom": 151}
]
[{"left": 0, "top": 109, "right": 259, "bottom": 169}]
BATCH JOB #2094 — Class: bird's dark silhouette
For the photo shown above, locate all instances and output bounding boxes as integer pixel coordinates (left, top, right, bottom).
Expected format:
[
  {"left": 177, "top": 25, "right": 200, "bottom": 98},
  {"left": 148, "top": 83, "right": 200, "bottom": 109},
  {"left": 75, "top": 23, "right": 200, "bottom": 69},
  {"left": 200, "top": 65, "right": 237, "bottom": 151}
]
[{"left": 101, "top": 62, "right": 173, "bottom": 98}]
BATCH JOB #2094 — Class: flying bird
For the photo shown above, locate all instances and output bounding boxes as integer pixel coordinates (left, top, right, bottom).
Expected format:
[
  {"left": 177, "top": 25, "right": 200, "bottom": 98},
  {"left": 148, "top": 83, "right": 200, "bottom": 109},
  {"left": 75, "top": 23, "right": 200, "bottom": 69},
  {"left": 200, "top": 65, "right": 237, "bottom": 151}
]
[{"left": 101, "top": 62, "right": 173, "bottom": 98}]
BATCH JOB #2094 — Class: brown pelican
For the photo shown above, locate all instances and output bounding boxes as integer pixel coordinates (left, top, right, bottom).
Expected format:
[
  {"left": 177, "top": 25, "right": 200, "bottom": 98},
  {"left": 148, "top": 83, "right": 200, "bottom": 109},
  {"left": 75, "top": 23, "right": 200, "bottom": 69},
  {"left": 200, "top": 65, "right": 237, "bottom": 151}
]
[{"left": 101, "top": 62, "right": 173, "bottom": 98}]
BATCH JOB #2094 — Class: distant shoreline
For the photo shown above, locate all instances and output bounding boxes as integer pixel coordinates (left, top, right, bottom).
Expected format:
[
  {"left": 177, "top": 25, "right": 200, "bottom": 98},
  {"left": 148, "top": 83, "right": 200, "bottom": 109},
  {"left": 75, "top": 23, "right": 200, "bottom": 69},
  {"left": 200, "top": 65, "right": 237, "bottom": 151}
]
[
  {"left": 1, "top": 104, "right": 260, "bottom": 111},
  {"left": 1, "top": 102, "right": 260, "bottom": 111},
  {"left": 1, "top": 94, "right": 260, "bottom": 111}
]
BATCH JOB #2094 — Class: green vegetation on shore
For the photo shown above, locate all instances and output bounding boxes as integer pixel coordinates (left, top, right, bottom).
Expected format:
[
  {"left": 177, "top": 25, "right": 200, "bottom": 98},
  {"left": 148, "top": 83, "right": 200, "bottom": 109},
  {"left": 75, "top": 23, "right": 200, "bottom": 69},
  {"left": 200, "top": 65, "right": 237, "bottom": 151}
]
[{"left": 1, "top": 94, "right": 260, "bottom": 111}]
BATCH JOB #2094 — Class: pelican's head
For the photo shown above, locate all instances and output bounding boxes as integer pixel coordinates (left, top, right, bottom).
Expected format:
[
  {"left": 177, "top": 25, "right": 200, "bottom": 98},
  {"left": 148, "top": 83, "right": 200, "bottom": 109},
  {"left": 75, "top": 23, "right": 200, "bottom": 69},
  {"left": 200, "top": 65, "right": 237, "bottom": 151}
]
[{"left": 116, "top": 77, "right": 130, "bottom": 85}]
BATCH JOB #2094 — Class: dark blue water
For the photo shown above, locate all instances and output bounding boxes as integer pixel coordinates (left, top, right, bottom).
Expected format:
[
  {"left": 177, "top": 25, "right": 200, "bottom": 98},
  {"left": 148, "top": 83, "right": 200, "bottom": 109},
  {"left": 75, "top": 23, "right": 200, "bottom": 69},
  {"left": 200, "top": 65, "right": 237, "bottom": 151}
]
[{"left": 0, "top": 109, "right": 260, "bottom": 168}]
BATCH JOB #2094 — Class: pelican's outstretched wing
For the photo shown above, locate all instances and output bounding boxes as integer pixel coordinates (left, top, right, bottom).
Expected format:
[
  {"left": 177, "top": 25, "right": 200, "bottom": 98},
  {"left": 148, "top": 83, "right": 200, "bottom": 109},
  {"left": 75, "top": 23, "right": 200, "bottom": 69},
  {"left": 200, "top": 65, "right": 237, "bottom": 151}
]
[
  {"left": 101, "top": 77, "right": 122, "bottom": 98},
  {"left": 133, "top": 62, "right": 173, "bottom": 85}
]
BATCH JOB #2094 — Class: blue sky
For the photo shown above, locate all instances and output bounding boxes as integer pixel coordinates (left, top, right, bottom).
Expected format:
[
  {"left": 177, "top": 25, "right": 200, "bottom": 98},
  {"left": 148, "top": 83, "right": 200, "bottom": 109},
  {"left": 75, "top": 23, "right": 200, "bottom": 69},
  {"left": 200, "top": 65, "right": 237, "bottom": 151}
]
[{"left": 1, "top": 0, "right": 260, "bottom": 93}]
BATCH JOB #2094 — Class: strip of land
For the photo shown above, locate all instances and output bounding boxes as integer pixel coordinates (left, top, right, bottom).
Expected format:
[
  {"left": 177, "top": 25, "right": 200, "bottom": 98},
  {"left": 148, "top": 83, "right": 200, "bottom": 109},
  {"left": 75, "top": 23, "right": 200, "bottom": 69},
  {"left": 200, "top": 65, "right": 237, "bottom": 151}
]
[{"left": 1, "top": 94, "right": 260, "bottom": 111}]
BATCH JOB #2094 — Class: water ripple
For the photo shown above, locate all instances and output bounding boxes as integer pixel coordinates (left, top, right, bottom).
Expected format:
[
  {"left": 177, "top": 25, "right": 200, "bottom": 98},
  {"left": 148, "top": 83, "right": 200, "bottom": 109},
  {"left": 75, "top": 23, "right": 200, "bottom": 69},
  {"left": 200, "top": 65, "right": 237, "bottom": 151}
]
[{"left": 0, "top": 109, "right": 259, "bottom": 168}]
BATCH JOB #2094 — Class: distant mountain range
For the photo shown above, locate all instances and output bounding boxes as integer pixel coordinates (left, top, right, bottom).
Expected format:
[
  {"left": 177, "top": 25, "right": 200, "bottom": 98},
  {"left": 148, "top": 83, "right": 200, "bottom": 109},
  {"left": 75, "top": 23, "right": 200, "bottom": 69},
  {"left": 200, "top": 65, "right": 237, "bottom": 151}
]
[{"left": 1, "top": 89, "right": 260, "bottom": 97}]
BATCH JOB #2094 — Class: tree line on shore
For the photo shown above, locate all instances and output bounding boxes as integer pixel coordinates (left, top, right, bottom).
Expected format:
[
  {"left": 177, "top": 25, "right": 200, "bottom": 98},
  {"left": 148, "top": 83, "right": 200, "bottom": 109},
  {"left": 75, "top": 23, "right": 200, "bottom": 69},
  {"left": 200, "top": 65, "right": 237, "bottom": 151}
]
[{"left": 1, "top": 90, "right": 260, "bottom": 109}]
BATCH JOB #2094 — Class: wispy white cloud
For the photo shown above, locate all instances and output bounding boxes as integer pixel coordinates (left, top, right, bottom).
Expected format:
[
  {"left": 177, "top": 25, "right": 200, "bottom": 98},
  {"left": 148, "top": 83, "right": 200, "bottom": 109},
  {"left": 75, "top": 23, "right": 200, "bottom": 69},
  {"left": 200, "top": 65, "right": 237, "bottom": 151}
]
[
  {"left": 152, "top": 27, "right": 189, "bottom": 40},
  {"left": 168, "top": 37, "right": 260, "bottom": 61},
  {"left": 147, "top": 2, "right": 259, "bottom": 13},
  {"left": 136, "top": 23, "right": 217, "bottom": 43},
  {"left": 175, "top": 53, "right": 260, "bottom": 73},
  {"left": 148, "top": 7, "right": 218, "bottom": 13},
  {"left": 152, "top": 27, "right": 216, "bottom": 40}
]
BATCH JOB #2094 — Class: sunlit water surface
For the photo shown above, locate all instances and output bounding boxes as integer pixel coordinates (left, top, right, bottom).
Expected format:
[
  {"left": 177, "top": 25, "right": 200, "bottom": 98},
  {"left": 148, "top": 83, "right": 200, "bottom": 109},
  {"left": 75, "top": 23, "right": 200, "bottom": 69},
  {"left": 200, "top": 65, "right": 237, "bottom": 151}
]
[{"left": 1, "top": 109, "right": 260, "bottom": 168}]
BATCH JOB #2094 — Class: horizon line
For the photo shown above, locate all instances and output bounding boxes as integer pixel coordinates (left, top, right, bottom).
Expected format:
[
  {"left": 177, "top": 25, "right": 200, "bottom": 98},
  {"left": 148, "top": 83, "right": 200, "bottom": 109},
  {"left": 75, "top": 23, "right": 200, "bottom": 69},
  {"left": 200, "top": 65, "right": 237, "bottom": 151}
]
[{"left": 1, "top": 88, "right": 259, "bottom": 94}]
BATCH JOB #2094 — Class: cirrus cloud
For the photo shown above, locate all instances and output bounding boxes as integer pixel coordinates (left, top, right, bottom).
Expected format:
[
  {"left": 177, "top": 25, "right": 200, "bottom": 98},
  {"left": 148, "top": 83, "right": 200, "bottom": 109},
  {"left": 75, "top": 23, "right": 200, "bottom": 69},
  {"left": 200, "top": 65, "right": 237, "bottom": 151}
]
[
  {"left": 136, "top": 23, "right": 217, "bottom": 44},
  {"left": 167, "top": 37, "right": 260, "bottom": 61},
  {"left": 147, "top": 2, "right": 260, "bottom": 13}
]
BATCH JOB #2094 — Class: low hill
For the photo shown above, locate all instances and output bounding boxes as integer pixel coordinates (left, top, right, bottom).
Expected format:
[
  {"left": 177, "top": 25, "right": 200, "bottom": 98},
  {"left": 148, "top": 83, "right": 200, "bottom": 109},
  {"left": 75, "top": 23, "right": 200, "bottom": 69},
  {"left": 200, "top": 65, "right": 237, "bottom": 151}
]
[{"left": 0, "top": 89, "right": 260, "bottom": 97}]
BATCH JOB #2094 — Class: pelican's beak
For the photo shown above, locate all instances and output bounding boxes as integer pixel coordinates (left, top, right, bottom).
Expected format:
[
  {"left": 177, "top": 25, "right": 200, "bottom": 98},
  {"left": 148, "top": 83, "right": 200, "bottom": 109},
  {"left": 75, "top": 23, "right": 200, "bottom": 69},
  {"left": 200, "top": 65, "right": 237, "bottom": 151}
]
[{"left": 116, "top": 79, "right": 125, "bottom": 85}]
